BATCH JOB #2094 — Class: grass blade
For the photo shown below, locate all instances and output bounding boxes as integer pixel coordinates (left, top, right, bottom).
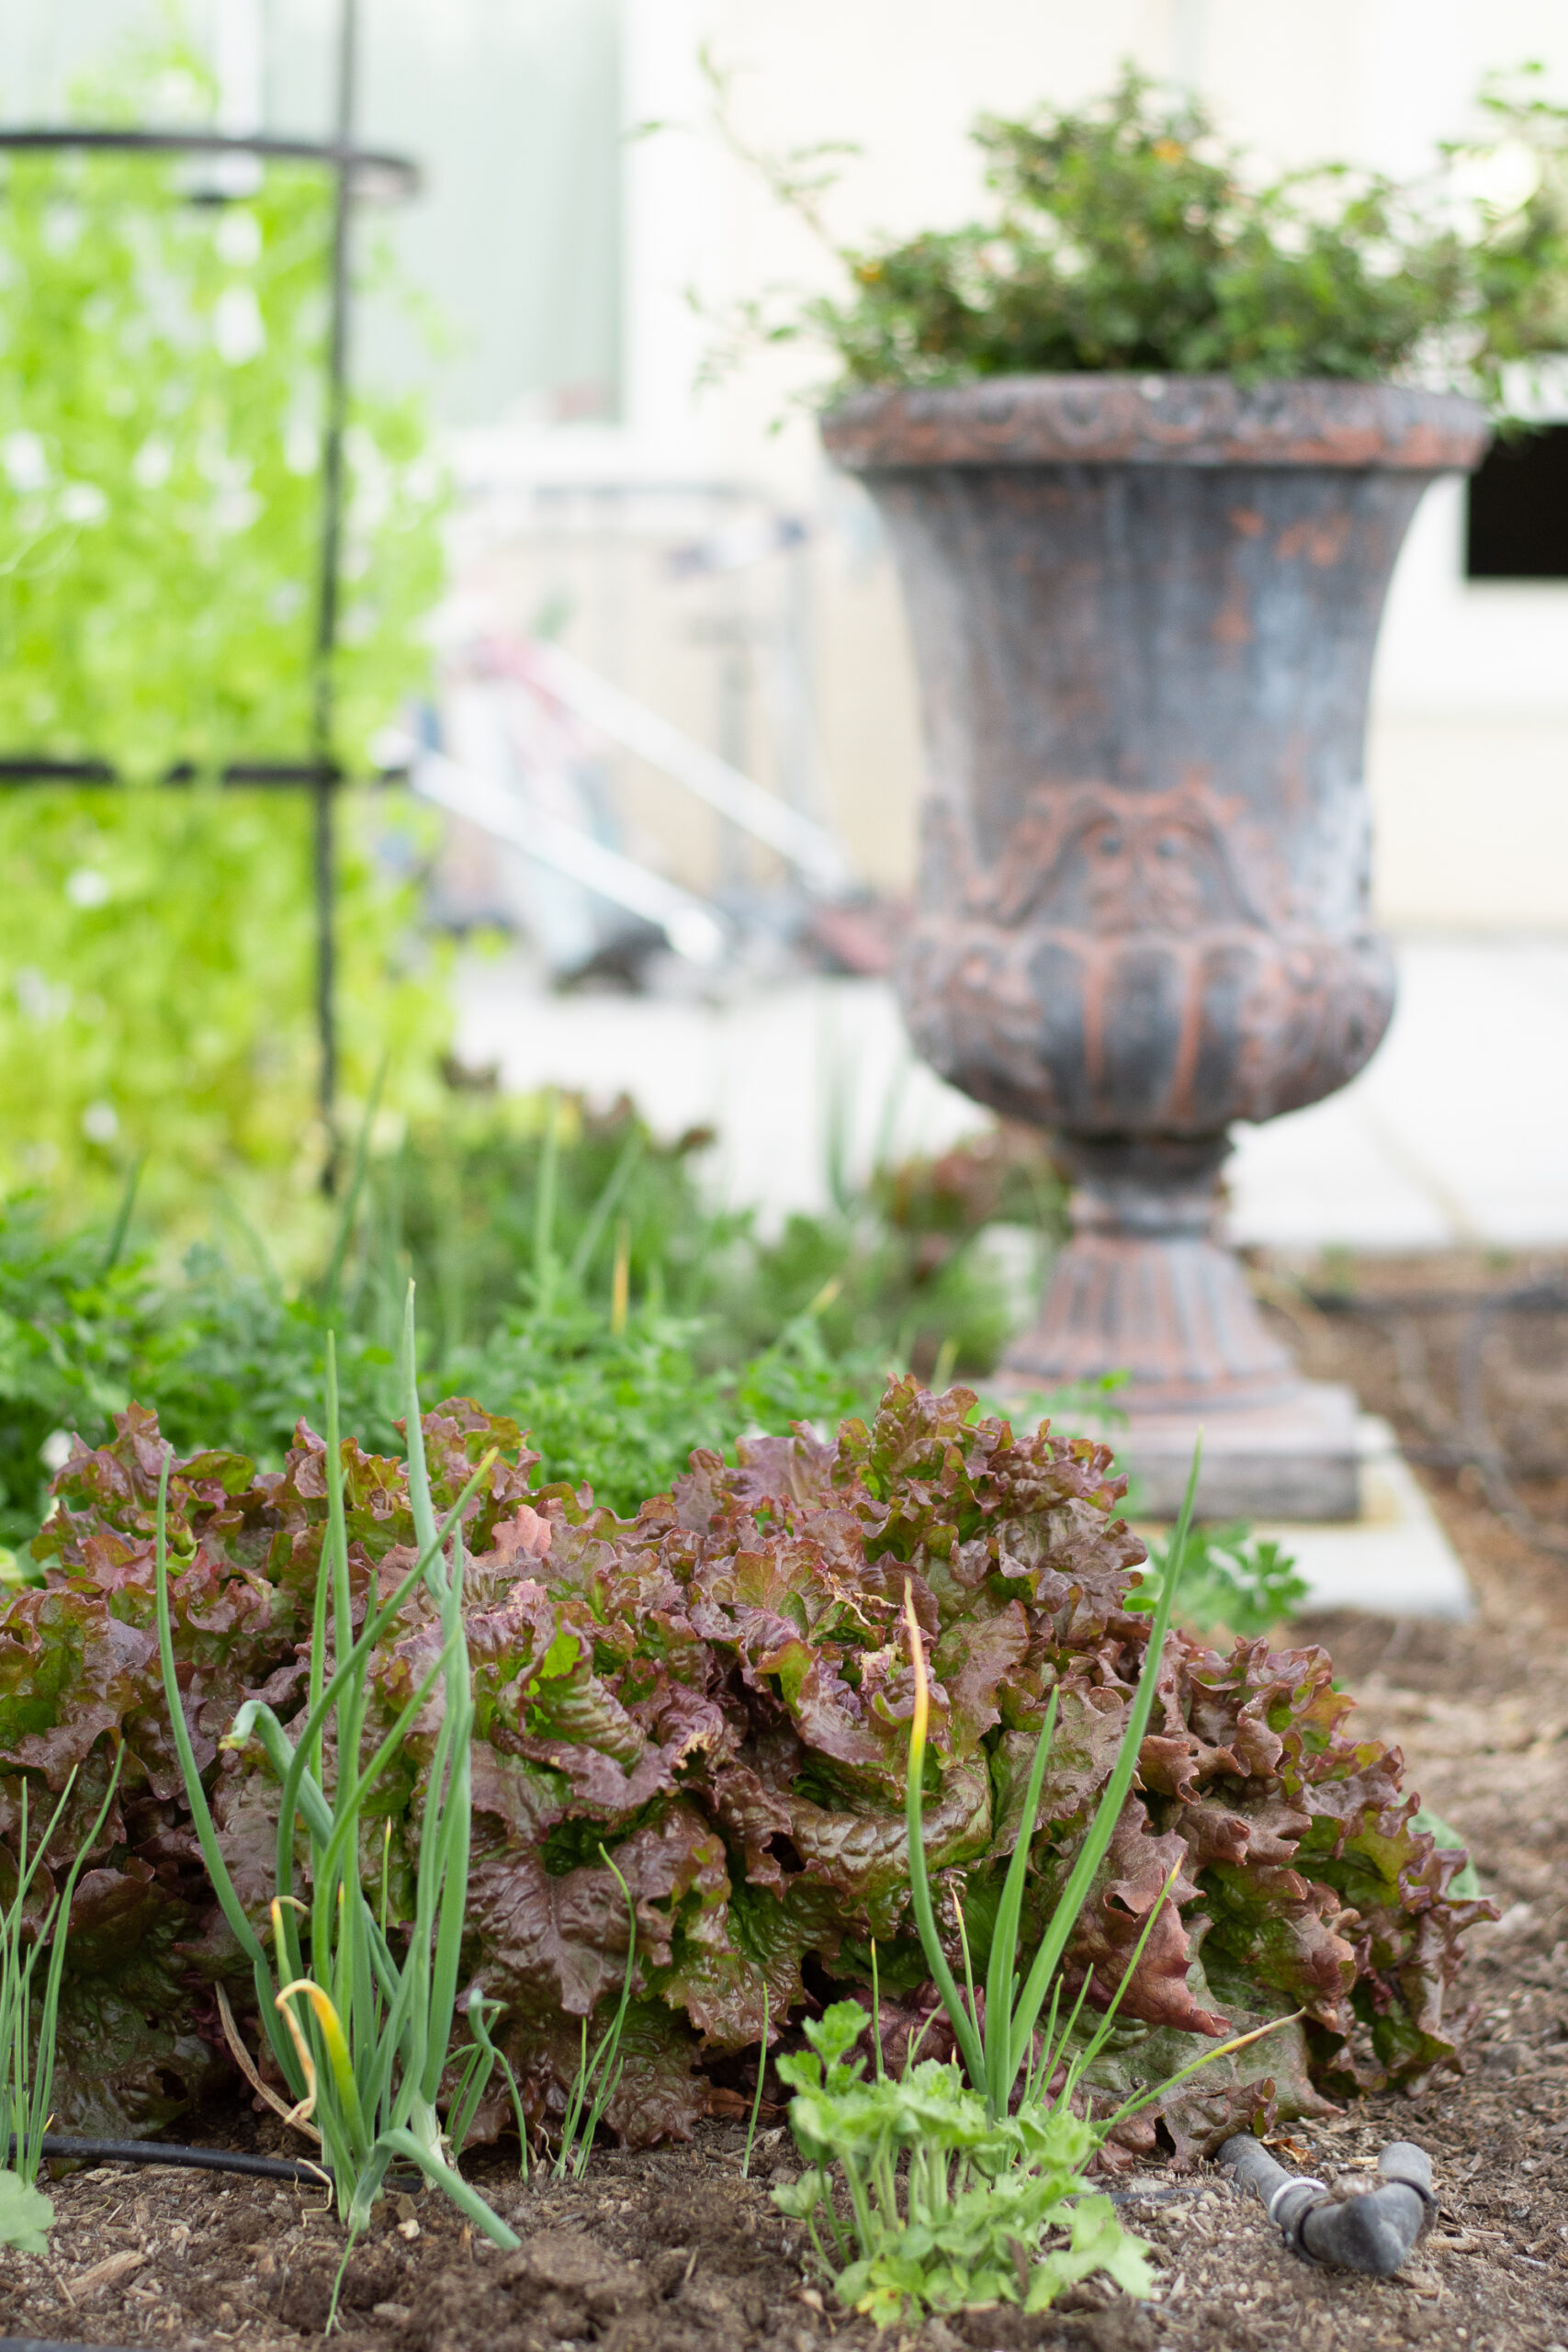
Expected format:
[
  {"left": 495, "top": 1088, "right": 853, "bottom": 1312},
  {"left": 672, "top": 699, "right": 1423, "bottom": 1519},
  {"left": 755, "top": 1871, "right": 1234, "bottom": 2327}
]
[
  {"left": 568, "top": 1127, "right": 643, "bottom": 1286},
  {"left": 1005, "top": 1437, "right": 1201, "bottom": 2075},
  {"left": 983, "top": 1687, "right": 1058, "bottom": 2117},
  {"left": 900, "top": 1583, "right": 987, "bottom": 2093},
  {"left": 320, "top": 1051, "right": 389, "bottom": 1317},
  {"left": 153, "top": 1452, "right": 275, "bottom": 1997},
  {"left": 100, "top": 1155, "right": 144, "bottom": 1274},
  {"left": 27, "top": 1749, "right": 123, "bottom": 2177},
  {"left": 741, "top": 1979, "right": 770, "bottom": 2177}
]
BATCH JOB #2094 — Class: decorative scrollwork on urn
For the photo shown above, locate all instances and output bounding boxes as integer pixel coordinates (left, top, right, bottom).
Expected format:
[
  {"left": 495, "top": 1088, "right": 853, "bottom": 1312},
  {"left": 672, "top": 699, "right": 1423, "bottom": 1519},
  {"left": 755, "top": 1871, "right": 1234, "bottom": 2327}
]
[{"left": 903, "top": 775, "right": 1395, "bottom": 1137}]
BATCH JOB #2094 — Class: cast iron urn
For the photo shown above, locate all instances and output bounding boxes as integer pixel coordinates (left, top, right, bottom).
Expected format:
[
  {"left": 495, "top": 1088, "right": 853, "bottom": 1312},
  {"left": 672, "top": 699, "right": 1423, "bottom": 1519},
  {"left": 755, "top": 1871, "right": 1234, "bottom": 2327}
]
[{"left": 822, "top": 377, "right": 1487, "bottom": 1514}]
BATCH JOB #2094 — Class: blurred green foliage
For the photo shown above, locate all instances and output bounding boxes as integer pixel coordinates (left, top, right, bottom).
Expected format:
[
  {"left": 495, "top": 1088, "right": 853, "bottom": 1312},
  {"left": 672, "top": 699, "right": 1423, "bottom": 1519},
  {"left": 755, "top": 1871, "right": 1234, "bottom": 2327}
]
[
  {"left": 389, "top": 1093, "right": 1057, "bottom": 1374},
  {"left": 0, "top": 1099, "right": 1066, "bottom": 1542},
  {"left": 0, "top": 41, "right": 442, "bottom": 771},
  {"left": 0, "top": 38, "right": 451, "bottom": 1230},
  {"left": 2, "top": 1094, "right": 1302, "bottom": 1645},
  {"left": 1128, "top": 1519, "right": 1309, "bottom": 1642},
  {"left": 789, "top": 66, "right": 1568, "bottom": 400},
  {"left": 0, "top": 786, "right": 449, "bottom": 1234}
]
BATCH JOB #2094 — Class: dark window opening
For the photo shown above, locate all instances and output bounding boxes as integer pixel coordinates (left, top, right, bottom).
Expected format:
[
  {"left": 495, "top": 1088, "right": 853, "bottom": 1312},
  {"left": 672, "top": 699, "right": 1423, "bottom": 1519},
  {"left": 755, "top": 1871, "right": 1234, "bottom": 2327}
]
[{"left": 1465, "top": 424, "right": 1568, "bottom": 580}]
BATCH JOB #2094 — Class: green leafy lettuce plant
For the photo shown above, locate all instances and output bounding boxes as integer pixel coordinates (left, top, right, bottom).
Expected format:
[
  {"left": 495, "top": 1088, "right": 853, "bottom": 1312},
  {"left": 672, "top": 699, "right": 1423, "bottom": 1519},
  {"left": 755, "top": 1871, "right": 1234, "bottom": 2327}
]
[{"left": 6, "top": 1377, "right": 1491, "bottom": 2154}]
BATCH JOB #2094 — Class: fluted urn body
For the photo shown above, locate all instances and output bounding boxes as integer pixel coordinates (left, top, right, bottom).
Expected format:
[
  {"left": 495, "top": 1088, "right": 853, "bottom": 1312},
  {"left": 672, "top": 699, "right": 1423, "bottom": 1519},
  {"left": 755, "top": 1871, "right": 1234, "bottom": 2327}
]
[{"left": 823, "top": 378, "right": 1486, "bottom": 1419}]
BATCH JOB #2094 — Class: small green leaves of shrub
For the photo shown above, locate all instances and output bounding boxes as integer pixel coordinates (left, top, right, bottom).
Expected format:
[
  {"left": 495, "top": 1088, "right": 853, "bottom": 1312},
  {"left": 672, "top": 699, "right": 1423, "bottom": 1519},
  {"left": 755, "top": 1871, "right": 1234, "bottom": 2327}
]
[
  {"left": 795, "top": 65, "right": 1568, "bottom": 404},
  {"left": 774, "top": 2003, "right": 1155, "bottom": 2327},
  {"left": 1129, "top": 1521, "right": 1309, "bottom": 1641}
]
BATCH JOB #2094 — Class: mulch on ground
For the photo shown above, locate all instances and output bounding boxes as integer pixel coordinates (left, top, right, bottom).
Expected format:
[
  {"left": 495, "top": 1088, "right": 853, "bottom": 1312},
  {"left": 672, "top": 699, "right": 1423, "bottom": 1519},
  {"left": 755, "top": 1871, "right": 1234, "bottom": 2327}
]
[{"left": 3, "top": 1250, "right": 1565, "bottom": 2352}]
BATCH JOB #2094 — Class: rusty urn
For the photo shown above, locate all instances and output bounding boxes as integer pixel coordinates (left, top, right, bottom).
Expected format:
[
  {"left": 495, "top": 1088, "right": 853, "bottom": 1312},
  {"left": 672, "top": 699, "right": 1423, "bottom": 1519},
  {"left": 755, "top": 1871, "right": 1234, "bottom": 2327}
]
[{"left": 822, "top": 377, "right": 1487, "bottom": 1517}]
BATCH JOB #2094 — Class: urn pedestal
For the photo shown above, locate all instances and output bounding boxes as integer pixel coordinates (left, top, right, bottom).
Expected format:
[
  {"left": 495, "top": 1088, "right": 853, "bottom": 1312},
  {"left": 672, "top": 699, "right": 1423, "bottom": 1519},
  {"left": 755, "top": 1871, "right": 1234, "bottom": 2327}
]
[{"left": 822, "top": 378, "right": 1487, "bottom": 1518}]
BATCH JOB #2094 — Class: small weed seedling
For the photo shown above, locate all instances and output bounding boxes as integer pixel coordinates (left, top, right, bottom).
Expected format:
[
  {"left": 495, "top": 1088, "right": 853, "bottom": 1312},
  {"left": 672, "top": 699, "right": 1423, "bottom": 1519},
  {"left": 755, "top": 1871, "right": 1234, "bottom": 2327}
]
[{"left": 551, "top": 1847, "right": 637, "bottom": 2181}]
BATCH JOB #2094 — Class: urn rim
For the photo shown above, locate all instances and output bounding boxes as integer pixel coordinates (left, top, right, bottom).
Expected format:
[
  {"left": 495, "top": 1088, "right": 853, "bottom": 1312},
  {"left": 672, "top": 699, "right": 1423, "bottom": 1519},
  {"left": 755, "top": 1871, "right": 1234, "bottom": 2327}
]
[{"left": 818, "top": 372, "right": 1489, "bottom": 472}]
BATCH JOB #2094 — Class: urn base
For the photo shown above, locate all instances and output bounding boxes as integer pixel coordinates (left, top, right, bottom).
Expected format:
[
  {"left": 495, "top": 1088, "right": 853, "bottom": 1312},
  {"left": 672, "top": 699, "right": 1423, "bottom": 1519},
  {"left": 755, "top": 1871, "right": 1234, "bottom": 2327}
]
[
  {"left": 1109, "top": 1381, "right": 1361, "bottom": 1522},
  {"left": 1002, "top": 1135, "right": 1299, "bottom": 1408},
  {"left": 1000, "top": 1133, "right": 1359, "bottom": 1517}
]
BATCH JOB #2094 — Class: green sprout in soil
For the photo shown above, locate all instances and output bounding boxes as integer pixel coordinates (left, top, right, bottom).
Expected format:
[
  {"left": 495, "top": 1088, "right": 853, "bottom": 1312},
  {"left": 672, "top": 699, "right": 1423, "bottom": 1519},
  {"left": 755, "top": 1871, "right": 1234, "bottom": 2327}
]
[
  {"left": 0, "top": 1751, "right": 122, "bottom": 2251},
  {"left": 154, "top": 1292, "right": 520, "bottom": 2302}
]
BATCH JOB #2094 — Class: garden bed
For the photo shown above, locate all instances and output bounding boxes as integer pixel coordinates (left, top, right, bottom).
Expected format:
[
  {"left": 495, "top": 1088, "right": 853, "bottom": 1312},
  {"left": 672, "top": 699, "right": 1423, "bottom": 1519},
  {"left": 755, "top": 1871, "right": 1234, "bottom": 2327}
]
[
  {"left": 0, "top": 1884, "right": 1564, "bottom": 2352},
  {"left": 3, "top": 1250, "right": 1565, "bottom": 2352}
]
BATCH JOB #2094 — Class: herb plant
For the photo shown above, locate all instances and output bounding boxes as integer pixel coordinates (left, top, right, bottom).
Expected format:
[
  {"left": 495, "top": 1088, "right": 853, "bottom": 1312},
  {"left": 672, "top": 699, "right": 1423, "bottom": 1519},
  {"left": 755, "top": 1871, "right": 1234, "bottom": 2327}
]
[
  {"left": 0, "top": 1102, "right": 1056, "bottom": 1535},
  {"left": 774, "top": 2003, "right": 1155, "bottom": 2326},
  {"left": 757, "top": 65, "right": 1568, "bottom": 402},
  {"left": 1129, "top": 1520, "right": 1309, "bottom": 1642}
]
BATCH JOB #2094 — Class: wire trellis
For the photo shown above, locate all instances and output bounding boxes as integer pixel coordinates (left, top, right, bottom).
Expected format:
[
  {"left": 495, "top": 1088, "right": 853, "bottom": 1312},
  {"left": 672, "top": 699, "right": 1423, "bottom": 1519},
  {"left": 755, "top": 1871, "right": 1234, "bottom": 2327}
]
[{"left": 0, "top": 0, "right": 419, "bottom": 1188}]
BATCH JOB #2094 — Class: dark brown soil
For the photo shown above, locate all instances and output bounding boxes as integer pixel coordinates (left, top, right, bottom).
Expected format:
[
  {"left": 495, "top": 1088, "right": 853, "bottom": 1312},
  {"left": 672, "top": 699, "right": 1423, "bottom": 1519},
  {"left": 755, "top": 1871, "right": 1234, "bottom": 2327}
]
[{"left": 4, "top": 1251, "right": 1566, "bottom": 2352}]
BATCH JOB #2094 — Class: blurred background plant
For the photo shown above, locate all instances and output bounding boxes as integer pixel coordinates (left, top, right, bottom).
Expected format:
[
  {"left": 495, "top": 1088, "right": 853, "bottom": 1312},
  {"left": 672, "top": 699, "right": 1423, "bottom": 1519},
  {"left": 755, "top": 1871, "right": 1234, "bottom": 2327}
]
[
  {"left": 0, "top": 1086, "right": 1301, "bottom": 1634},
  {"left": 0, "top": 1096, "right": 1067, "bottom": 1542},
  {"left": 0, "top": 787, "right": 449, "bottom": 1238},
  {"left": 0, "top": 30, "right": 450, "bottom": 1235}
]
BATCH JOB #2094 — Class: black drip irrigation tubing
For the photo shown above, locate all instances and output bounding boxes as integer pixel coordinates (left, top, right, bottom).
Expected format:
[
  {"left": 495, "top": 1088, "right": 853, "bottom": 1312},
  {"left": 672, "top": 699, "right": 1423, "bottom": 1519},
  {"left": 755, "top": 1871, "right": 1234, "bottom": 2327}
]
[{"left": 7, "top": 2131, "right": 329, "bottom": 2186}]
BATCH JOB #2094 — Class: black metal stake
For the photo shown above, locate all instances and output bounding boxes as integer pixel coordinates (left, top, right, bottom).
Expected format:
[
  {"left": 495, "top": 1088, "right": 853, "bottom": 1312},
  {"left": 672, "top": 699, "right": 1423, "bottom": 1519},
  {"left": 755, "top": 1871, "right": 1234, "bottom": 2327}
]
[{"left": 310, "top": 0, "right": 361, "bottom": 1194}]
